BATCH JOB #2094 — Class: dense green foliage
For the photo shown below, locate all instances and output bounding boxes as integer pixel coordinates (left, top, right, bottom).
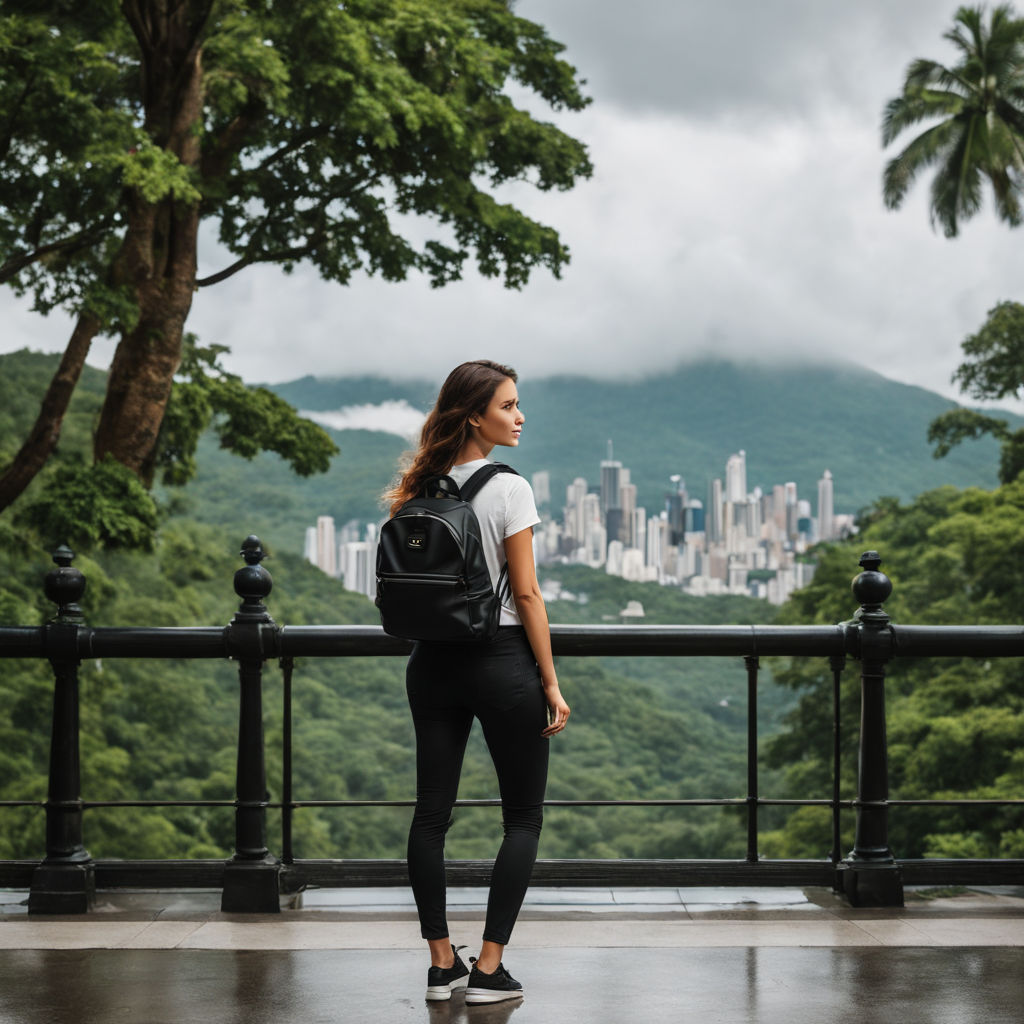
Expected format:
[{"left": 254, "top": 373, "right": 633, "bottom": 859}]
[
  {"left": 5, "top": 350, "right": 1024, "bottom": 865},
  {"left": 0, "top": 350, "right": 800, "bottom": 862},
  {"left": 763, "top": 483, "right": 1024, "bottom": 860},
  {"left": 882, "top": 4, "right": 1024, "bottom": 237},
  {"left": 928, "top": 301, "right": 1024, "bottom": 485},
  {"left": 0, "top": 528, "right": 787, "bottom": 861},
  {"left": 0, "top": 0, "right": 591, "bottom": 519}
]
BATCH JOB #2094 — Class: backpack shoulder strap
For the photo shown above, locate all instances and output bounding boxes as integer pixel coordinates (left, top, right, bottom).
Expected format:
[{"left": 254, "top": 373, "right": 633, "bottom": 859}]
[
  {"left": 421, "top": 474, "right": 461, "bottom": 500},
  {"left": 459, "top": 462, "right": 519, "bottom": 504}
]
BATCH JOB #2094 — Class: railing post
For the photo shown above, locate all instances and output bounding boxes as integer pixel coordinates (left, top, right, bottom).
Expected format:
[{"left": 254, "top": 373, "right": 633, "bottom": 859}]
[
  {"left": 221, "top": 535, "right": 281, "bottom": 913},
  {"left": 744, "top": 654, "right": 759, "bottom": 863},
  {"left": 837, "top": 550, "right": 904, "bottom": 907},
  {"left": 29, "top": 546, "right": 95, "bottom": 914}
]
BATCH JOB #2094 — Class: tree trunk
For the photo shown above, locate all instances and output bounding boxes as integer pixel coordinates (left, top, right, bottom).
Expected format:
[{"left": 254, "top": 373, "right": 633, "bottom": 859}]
[
  {"left": 92, "top": 7, "right": 206, "bottom": 483},
  {"left": 0, "top": 312, "right": 101, "bottom": 512},
  {"left": 91, "top": 198, "right": 200, "bottom": 483}
]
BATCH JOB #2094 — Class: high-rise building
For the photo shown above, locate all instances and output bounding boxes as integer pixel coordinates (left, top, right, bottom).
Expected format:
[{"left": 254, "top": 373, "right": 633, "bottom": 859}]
[
  {"left": 817, "top": 469, "right": 835, "bottom": 542},
  {"left": 632, "top": 507, "right": 647, "bottom": 560},
  {"left": 563, "top": 477, "right": 589, "bottom": 547},
  {"left": 532, "top": 470, "right": 551, "bottom": 507},
  {"left": 605, "top": 539, "right": 624, "bottom": 576},
  {"left": 772, "top": 484, "right": 787, "bottom": 533},
  {"left": 666, "top": 475, "right": 687, "bottom": 544},
  {"left": 316, "top": 515, "right": 337, "bottom": 577},
  {"left": 303, "top": 526, "right": 318, "bottom": 566},
  {"left": 600, "top": 440, "right": 622, "bottom": 517},
  {"left": 620, "top": 482, "right": 637, "bottom": 544},
  {"left": 582, "top": 493, "right": 606, "bottom": 566},
  {"left": 784, "top": 481, "right": 799, "bottom": 541},
  {"left": 685, "top": 499, "right": 705, "bottom": 534},
  {"left": 339, "top": 541, "right": 375, "bottom": 599},
  {"left": 708, "top": 478, "right": 724, "bottom": 542},
  {"left": 725, "top": 450, "right": 747, "bottom": 503}
]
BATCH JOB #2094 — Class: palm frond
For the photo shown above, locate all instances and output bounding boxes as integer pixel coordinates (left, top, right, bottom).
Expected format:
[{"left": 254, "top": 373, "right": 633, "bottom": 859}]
[
  {"left": 930, "top": 114, "right": 985, "bottom": 236},
  {"left": 882, "top": 88, "right": 964, "bottom": 146},
  {"left": 883, "top": 118, "right": 961, "bottom": 209},
  {"left": 903, "top": 58, "right": 971, "bottom": 97},
  {"left": 987, "top": 166, "right": 1024, "bottom": 226},
  {"left": 883, "top": 3, "right": 1024, "bottom": 233}
]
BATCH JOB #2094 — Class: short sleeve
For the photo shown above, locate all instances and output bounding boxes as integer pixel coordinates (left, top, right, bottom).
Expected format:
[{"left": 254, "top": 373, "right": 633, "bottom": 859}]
[{"left": 503, "top": 475, "right": 541, "bottom": 539}]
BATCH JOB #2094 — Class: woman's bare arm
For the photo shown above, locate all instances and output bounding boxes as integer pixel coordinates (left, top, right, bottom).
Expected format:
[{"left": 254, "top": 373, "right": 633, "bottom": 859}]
[{"left": 504, "top": 527, "right": 570, "bottom": 735}]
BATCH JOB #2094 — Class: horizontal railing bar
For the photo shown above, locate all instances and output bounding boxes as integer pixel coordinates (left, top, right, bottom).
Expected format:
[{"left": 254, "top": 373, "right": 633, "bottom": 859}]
[
  {"left": 548, "top": 624, "right": 847, "bottom": 658},
  {"left": 0, "top": 627, "right": 45, "bottom": 657},
  {"left": 886, "top": 799, "right": 1024, "bottom": 806},
  {"left": 80, "top": 627, "right": 228, "bottom": 659},
  {"left": 80, "top": 800, "right": 235, "bottom": 808},
  {"left": 288, "top": 798, "right": 851, "bottom": 808},
  {"left": 2, "top": 857, "right": 1021, "bottom": 892},
  {"left": 892, "top": 625, "right": 1024, "bottom": 658},
  {"left": 24, "top": 796, "right": 1024, "bottom": 811},
  {"left": 6, "top": 622, "right": 1024, "bottom": 661}
]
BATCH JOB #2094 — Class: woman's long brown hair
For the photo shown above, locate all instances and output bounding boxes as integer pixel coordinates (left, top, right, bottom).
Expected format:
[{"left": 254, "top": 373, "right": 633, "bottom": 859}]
[{"left": 385, "top": 360, "right": 517, "bottom": 515}]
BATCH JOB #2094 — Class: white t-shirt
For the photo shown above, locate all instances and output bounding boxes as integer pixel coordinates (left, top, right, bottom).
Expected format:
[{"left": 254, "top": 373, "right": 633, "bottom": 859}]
[{"left": 447, "top": 459, "right": 540, "bottom": 627}]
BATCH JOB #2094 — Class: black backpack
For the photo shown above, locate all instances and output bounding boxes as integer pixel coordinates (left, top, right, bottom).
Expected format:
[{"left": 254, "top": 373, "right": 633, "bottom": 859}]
[{"left": 375, "top": 463, "right": 519, "bottom": 642}]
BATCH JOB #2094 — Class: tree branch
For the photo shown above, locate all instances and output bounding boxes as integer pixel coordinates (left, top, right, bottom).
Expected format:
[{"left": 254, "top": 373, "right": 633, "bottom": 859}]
[
  {"left": 0, "top": 311, "right": 101, "bottom": 512},
  {"left": 0, "top": 224, "right": 112, "bottom": 285},
  {"left": 196, "top": 240, "right": 321, "bottom": 287}
]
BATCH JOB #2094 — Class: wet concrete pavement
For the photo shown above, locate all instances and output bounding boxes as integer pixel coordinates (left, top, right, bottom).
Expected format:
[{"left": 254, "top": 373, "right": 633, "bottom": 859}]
[
  {"left": 2, "top": 947, "right": 1023, "bottom": 1023},
  {"left": 1, "top": 887, "right": 1023, "bottom": 1023}
]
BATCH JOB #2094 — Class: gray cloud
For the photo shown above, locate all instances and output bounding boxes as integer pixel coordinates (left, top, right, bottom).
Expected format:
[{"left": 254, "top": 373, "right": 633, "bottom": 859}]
[
  {"left": 3, "top": 0, "right": 1021, "bottom": 414},
  {"left": 518, "top": 0, "right": 959, "bottom": 120}
]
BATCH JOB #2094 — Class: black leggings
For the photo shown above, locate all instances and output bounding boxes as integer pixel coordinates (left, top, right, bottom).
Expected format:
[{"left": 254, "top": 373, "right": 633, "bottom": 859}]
[{"left": 405, "top": 626, "right": 549, "bottom": 945}]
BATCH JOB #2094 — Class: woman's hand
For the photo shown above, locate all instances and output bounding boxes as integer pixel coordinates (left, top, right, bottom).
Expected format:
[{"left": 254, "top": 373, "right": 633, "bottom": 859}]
[{"left": 542, "top": 685, "right": 570, "bottom": 737}]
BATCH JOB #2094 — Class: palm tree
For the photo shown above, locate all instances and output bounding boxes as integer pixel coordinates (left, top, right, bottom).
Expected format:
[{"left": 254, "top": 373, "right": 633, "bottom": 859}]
[{"left": 882, "top": 4, "right": 1024, "bottom": 236}]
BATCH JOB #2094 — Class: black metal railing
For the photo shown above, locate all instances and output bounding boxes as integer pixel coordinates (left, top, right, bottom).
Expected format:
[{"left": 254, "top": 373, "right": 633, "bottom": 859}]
[{"left": 2, "top": 539, "right": 1023, "bottom": 914}]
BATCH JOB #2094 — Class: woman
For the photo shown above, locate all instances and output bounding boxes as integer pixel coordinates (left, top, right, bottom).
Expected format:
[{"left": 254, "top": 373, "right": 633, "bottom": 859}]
[{"left": 386, "top": 359, "right": 570, "bottom": 1004}]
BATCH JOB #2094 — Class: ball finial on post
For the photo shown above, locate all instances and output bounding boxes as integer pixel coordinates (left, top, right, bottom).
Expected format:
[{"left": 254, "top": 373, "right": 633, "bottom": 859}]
[
  {"left": 233, "top": 536, "right": 273, "bottom": 619},
  {"left": 851, "top": 550, "right": 892, "bottom": 616},
  {"left": 43, "top": 545, "right": 86, "bottom": 623}
]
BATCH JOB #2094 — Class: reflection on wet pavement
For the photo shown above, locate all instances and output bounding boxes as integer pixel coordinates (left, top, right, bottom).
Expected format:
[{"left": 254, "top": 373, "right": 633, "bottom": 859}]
[{"left": 1, "top": 947, "right": 1023, "bottom": 1024}]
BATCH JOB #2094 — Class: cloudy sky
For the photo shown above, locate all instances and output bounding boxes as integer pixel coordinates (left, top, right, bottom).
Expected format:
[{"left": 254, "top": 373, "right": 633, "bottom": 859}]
[{"left": 4, "top": 1, "right": 1024, "bottom": 406}]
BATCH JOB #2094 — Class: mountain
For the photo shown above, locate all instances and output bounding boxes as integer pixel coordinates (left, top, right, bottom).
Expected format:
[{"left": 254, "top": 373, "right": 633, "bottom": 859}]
[
  {"left": 1, "top": 351, "right": 1015, "bottom": 557},
  {"left": 258, "top": 359, "right": 1017, "bottom": 546}
]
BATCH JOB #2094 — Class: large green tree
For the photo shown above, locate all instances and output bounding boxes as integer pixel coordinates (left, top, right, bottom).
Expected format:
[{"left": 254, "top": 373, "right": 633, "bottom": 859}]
[
  {"left": 882, "top": 3, "right": 1024, "bottom": 237},
  {"left": 0, "top": 0, "right": 591, "bottom": 512},
  {"left": 928, "top": 300, "right": 1024, "bottom": 483},
  {"left": 764, "top": 483, "right": 1024, "bottom": 860}
]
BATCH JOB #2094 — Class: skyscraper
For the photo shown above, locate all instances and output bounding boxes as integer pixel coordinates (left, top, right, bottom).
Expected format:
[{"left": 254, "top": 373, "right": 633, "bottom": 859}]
[
  {"left": 817, "top": 469, "right": 835, "bottom": 542},
  {"left": 531, "top": 470, "right": 551, "bottom": 506},
  {"left": 725, "top": 449, "right": 747, "bottom": 503},
  {"left": 708, "top": 478, "right": 724, "bottom": 543},
  {"left": 600, "top": 440, "right": 622, "bottom": 517},
  {"left": 620, "top": 482, "right": 637, "bottom": 545},
  {"left": 316, "top": 515, "right": 337, "bottom": 577},
  {"left": 666, "top": 475, "right": 687, "bottom": 545}
]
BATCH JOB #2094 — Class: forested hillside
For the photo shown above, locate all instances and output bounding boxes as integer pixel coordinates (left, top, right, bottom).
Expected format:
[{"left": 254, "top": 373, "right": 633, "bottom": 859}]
[
  {"left": 3, "top": 349, "right": 1020, "bottom": 865},
  {"left": 762, "top": 483, "right": 1024, "bottom": 860},
  {"left": 0, "top": 351, "right": 789, "bottom": 862}
]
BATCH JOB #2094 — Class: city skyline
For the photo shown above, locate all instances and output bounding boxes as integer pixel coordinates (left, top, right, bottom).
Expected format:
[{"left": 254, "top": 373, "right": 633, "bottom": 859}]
[{"left": 306, "top": 446, "right": 852, "bottom": 607}]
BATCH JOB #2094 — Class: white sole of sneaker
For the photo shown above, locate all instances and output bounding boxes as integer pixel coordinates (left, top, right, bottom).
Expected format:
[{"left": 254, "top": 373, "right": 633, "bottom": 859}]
[
  {"left": 464, "top": 989, "right": 524, "bottom": 1004},
  {"left": 426, "top": 977, "right": 469, "bottom": 1001}
]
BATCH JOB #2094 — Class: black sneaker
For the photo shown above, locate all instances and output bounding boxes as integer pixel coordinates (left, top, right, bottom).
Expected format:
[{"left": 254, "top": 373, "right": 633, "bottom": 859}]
[
  {"left": 425, "top": 944, "right": 470, "bottom": 1001},
  {"left": 465, "top": 959, "right": 524, "bottom": 1004}
]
